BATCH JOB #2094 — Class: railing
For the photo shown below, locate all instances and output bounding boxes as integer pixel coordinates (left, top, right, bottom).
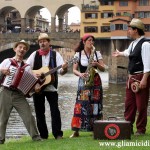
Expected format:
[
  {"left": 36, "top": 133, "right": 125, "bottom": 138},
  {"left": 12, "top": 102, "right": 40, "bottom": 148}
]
[
  {"left": 0, "top": 32, "right": 80, "bottom": 45},
  {"left": 81, "top": 4, "right": 99, "bottom": 11}
]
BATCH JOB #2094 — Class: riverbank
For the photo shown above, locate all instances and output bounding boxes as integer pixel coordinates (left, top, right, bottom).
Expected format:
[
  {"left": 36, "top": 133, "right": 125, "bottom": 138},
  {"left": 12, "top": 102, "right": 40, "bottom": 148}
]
[{"left": 5, "top": 72, "right": 150, "bottom": 138}]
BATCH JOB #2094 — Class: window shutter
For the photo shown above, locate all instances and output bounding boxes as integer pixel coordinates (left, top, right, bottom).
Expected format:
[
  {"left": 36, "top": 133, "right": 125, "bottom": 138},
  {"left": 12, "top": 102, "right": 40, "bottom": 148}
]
[
  {"left": 123, "top": 24, "right": 128, "bottom": 30},
  {"left": 110, "top": 24, "right": 115, "bottom": 31}
]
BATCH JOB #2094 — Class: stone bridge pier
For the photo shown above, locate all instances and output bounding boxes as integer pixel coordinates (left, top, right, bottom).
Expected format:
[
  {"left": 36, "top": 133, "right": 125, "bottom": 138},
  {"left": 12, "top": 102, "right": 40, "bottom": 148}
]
[{"left": 109, "top": 39, "right": 130, "bottom": 84}]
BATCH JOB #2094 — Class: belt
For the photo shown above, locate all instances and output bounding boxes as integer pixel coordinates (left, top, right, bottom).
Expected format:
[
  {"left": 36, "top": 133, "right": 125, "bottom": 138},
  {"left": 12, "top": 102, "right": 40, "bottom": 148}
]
[
  {"left": 129, "top": 71, "right": 143, "bottom": 75},
  {"left": 3, "top": 86, "right": 20, "bottom": 92}
]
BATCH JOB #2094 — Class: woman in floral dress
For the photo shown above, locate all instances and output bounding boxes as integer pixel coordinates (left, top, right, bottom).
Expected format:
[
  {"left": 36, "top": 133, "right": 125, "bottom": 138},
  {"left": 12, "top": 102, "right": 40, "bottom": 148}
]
[{"left": 70, "top": 34, "right": 106, "bottom": 137}]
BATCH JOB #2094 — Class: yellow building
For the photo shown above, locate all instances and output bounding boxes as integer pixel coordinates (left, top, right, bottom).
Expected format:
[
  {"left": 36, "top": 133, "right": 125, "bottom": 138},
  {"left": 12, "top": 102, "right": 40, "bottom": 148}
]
[{"left": 81, "top": 0, "right": 150, "bottom": 39}]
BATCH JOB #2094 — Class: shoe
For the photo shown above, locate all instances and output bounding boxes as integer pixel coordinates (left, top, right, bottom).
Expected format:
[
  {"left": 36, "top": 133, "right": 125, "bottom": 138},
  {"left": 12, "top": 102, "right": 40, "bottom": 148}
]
[
  {"left": 70, "top": 132, "right": 79, "bottom": 138},
  {"left": 56, "top": 136, "right": 63, "bottom": 140},
  {"left": 134, "top": 132, "right": 145, "bottom": 136},
  {"left": 0, "top": 139, "right": 5, "bottom": 144},
  {"left": 32, "top": 135, "right": 43, "bottom": 141}
]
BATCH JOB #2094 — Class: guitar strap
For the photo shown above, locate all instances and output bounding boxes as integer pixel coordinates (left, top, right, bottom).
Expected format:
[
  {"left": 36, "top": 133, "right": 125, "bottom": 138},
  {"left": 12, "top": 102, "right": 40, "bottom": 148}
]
[
  {"left": 49, "top": 49, "right": 56, "bottom": 69},
  {"left": 49, "top": 50, "right": 58, "bottom": 88}
]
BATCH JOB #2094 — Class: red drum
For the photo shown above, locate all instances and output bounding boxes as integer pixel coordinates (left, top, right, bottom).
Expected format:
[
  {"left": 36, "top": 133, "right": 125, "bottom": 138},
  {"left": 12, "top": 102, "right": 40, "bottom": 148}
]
[{"left": 131, "top": 82, "right": 140, "bottom": 93}]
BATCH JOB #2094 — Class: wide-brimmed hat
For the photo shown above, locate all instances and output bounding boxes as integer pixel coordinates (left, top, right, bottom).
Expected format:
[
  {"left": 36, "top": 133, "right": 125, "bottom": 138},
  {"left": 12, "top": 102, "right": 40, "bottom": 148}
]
[
  {"left": 128, "top": 18, "right": 145, "bottom": 31},
  {"left": 82, "top": 34, "right": 95, "bottom": 41},
  {"left": 38, "top": 33, "right": 50, "bottom": 41},
  {"left": 13, "top": 40, "right": 30, "bottom": 50}
]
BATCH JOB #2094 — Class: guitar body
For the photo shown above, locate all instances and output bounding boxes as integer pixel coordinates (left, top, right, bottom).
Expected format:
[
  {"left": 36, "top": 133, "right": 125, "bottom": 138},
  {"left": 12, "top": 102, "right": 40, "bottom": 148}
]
[
  {"left": 32, "top": 66, "right": 53, "bottom": 88},
  {"left": 31, "top": 57, "right": 78, "bottom": 91}
]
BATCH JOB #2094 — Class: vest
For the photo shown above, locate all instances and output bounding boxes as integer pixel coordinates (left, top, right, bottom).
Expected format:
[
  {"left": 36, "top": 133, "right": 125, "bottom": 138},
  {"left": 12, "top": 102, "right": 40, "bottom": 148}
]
[
  {"left": 79, "top": 51, "right": 98, "bottom": 73},
  {"left": 33, "top": 50, "right": 58, "bottom": 88},
  {"left": 128, "top": 38, "right": 148, "bottom": 74}
]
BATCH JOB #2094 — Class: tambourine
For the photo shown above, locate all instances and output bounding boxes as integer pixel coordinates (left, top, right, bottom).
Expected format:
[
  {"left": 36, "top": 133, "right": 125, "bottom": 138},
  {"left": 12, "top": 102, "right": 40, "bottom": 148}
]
[{"left": 131, "top": 82, "right": 140, "bottom": 93}]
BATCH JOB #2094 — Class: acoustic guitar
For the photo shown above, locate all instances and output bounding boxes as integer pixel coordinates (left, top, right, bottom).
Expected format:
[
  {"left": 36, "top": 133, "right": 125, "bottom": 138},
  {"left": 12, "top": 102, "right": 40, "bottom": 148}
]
[{"left": 32, "top": 57, "right": 78, "bottom": 89}]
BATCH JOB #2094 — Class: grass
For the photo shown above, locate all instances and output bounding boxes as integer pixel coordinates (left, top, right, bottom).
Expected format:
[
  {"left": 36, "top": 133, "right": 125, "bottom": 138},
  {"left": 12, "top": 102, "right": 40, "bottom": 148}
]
[{"left": 1, "top": 119, "right": 150, "bottom": 150}]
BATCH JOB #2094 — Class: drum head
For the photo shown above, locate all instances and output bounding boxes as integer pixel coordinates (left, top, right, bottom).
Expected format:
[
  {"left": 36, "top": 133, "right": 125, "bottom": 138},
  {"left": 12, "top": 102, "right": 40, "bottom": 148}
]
[{"left": 131, "top": 82, "right": 140, "bottom": 93}]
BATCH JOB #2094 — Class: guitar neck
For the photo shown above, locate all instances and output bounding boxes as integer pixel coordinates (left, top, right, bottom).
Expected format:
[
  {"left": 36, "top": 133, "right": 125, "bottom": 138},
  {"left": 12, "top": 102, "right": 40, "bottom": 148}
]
[
  {"left": 44, "top": 65, "right": 62, "bottom": 77},
  {"left": 42, "top": 58, "right": 77, "bottom": 77}
]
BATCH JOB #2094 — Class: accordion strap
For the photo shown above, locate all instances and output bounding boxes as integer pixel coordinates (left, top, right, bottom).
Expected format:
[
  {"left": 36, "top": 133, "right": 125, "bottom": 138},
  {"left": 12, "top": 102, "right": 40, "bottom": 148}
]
[{"left": 10, "top": 58, "right": 29, "bottom": 69}]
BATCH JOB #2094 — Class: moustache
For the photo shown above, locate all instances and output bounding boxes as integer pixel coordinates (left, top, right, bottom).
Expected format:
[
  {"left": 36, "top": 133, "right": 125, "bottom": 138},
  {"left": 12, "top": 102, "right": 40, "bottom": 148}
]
[{"left": 41, "top": 44, "right": 45, "bottom": 47}]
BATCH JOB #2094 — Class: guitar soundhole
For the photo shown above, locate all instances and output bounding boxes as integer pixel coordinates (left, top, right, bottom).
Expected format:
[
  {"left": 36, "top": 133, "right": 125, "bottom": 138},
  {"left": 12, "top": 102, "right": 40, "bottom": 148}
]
[{"left": 40, "top": 73, "right": 45, "bottom": 79}]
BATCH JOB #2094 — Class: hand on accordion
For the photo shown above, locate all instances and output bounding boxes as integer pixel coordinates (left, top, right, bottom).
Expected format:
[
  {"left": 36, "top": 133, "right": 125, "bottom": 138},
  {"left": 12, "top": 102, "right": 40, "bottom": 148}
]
[{"left": 1, "top": 68, "right": 10, "bottom": 76}]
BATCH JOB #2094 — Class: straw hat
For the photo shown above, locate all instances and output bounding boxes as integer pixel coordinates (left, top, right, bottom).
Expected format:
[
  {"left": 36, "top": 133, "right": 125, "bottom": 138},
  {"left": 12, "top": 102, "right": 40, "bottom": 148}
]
[
  {"left": 129, "top": 18, "right": 145, "bottom": 31},
  {"left": 38, "top": 33, "right": 50, "bottom": 41},
  {"left": 13, "top": 40, "right": 30, "bottom": 51}
]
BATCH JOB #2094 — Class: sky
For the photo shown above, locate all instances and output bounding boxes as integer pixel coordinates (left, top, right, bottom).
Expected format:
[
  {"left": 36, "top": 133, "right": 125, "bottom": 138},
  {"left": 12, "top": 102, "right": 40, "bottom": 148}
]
[{"left": 40, "top": 6, "right": 81, "bottom": 25}]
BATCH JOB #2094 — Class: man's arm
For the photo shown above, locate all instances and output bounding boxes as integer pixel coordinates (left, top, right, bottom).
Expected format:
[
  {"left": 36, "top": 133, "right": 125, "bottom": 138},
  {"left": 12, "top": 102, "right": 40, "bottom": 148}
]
[{"left": 60, "top": 62, "right": 68, "bottom": 75}]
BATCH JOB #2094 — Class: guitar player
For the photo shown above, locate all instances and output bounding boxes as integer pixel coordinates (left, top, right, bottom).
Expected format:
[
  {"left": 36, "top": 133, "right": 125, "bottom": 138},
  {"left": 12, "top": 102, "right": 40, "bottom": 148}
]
[{"left": 26, "top": 33, "right": 68, "bottom": 140}]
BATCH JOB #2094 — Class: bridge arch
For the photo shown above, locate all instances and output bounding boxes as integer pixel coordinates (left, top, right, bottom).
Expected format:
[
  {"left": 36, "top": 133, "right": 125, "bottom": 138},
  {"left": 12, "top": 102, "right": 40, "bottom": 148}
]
[{"left": 0, "top": 0, "right": 86, "bottom": 32}]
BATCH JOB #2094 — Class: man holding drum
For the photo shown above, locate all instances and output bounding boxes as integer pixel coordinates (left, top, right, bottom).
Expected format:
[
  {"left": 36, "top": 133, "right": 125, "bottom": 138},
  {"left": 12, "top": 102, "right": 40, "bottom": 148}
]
[{"left": 112, "top": 18, "right": 150, "bottom": 136}]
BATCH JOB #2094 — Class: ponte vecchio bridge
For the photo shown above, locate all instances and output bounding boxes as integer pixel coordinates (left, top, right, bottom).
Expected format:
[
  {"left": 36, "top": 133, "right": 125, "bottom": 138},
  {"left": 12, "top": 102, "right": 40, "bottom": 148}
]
[
  {"left": 0, "top": 0, "right": 89, "bottom": 50},
  {"left": 0, "top": 0, "right": 90, "bottom": 32}
]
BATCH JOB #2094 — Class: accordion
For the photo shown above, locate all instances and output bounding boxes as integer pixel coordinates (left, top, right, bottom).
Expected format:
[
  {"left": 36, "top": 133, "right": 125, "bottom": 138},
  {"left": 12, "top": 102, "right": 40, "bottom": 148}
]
[{"left": 2, "top": 65, "right": 38, "bottom": 97}]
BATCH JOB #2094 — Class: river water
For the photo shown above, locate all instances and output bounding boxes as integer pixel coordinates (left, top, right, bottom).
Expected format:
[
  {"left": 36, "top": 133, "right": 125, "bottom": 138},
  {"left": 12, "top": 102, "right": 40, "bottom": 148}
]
[{"left": 5, "top": 72, "right": 150, "bottom": 138}]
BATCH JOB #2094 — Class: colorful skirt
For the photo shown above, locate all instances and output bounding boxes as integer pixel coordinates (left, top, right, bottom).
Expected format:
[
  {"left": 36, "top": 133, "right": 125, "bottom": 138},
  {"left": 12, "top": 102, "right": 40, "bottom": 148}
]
[{"left": 71, "top": 73, "right": 103, "bottom": 131}]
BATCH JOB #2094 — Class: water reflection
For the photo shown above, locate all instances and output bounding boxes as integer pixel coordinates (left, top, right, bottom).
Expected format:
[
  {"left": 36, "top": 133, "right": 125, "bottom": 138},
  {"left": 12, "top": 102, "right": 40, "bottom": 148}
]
[
  {"left": 103, "top": 84, "right": 126, "bottom": 119},
  {"left": 5, "top": 72, "right": 150, "bottom": 138}
]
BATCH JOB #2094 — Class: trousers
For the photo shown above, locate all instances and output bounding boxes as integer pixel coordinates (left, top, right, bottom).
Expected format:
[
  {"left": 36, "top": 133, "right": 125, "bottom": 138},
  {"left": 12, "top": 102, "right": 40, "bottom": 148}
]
[
  {"left": 0, "top": 87, "right": 39, "bottom": 141},
  {"left": 33, "top": 91, "right": 63, "bottom": 139},
  {"left": 124, "top": 74, "right": 149, "bottom": 133}
]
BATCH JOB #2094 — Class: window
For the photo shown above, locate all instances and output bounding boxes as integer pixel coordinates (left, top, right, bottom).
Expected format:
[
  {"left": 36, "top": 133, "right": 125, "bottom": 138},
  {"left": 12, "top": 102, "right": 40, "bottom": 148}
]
[
  {"left": 101, "top": 26, "right": 110, "bottom": 32},
  {"left": 101, "top": 12, "right": 113, "bottom": 18},
  {"left": 116, "top": 24, "right": 123, "bottom": 30},
  {"left": 119, "top": 1, "right": 128, "bottom": 6},
  {"left": 145, "top": 24, "right": 150, "bottom": 32},
  {"left": 139, "top": 0, "right": 149, "bottom": 6},
  {"left": 110, "top": 24, "right": 128, "bottom": 31},
  {"left": 116, "top": 12, "right": 121, "bottom": 16},
  {"left": 145, "top": 12, "right": 150, "bottom": 18},
  {"left": 84, "top": 26, "right": 98, "bottom": 33},
  {"left": 85, "top": 13, "right": 98, "bottom": 19},
  {"left": 100, "top": 0, "right": 114, "bottom": 5},
  {"left": 138, "top": 12, "right": 150, "bottom": 18}
]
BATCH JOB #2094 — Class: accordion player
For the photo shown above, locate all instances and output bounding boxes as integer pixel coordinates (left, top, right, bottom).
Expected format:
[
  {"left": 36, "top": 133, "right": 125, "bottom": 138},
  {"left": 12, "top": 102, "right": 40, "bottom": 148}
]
[{"left": 1, "top": 59, "right": 39, "bottom": 97}]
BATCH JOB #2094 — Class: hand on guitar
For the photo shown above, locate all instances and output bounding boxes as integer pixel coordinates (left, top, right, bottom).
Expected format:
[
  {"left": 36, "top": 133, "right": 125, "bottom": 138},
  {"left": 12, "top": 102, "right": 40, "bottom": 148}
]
[
  {"left": 60, "top": 62, "right": 68, "bottom": 75},
  {"left": 34, "top": 83, "right": 41, "bottom": 93}
]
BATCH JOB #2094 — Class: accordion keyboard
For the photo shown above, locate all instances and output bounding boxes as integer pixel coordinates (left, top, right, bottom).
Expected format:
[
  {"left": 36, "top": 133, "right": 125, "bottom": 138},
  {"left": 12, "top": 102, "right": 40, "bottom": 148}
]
[{"left": 2, "top": 66, "right": 17, "bottom": 87}]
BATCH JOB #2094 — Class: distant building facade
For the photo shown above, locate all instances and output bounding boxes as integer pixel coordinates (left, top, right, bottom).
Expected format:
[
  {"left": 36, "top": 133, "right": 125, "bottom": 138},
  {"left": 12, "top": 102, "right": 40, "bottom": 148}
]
[
  {"left": 3, "top": 9, "right": 50, "bottom": 33},
  {"left": 81, "top": 0, "right": 150, "bottom": 39}
]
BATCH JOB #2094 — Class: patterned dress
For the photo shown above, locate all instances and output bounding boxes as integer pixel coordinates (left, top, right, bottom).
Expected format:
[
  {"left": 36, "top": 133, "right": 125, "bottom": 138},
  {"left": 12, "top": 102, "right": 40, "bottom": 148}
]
[{"left": 71, "top": 51, "right": 103, "bottom": 131}]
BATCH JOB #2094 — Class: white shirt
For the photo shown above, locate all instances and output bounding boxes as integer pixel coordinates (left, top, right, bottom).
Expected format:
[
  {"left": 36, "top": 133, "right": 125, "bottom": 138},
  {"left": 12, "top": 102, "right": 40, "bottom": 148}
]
[
  {"left": 74, "top": 50, "right": 103, "bottom": 66},
  {"left": 26, "top": 50, "right": 64, "bottom": 91},
  {"left": 0, "top": 58, "right": 31, "bottom": 72},
  {"left": 123, "top": 36, "right": 150, "bottom": 73}
]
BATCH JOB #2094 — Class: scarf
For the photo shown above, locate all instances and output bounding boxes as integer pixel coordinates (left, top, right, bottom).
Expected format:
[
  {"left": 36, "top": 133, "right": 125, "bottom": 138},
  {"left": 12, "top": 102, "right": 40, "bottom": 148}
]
[{"left": 38, "top": 49, "right": 50, "bottom": 56}]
